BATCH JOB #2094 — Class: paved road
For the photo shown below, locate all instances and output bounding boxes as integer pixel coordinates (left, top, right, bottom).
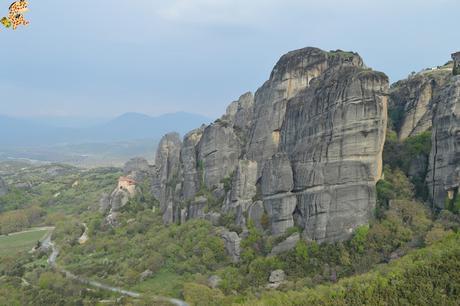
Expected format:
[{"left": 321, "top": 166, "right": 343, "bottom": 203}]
[{"left": 43, "top": 227, "right": 188, "bottom": 306}]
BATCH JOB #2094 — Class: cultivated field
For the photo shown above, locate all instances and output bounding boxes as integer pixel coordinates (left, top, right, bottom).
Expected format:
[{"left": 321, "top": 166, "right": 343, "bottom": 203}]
[{"left": 0, "top": 228, "right": 51, "bottom": 256}]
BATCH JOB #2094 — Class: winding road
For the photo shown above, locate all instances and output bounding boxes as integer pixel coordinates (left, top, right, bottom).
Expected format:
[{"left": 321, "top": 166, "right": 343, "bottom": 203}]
[{"left": 42, "top": 228, "right": 188, "bottom": 306}]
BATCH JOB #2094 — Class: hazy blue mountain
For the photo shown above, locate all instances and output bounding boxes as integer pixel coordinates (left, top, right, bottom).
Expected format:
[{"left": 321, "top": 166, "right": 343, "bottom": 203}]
[
  {"left": 26, "top": 116, "right": 110, "bottom": 128},
  {"left": 0, "top": 112, "right": 211, "bottom": 166},
  {"left": 0, "top": 112, "right": 211, "bottom": 146},
  {"left": 86, "top": 112, "right": 211, "bottom": 143},
  {"left": 0, "top": 115, "right": 76, "bottom": 146}
]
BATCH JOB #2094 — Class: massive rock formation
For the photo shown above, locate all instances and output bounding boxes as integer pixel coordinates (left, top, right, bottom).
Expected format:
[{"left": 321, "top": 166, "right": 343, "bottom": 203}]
[
  {"left": 101, "top": 157, "right": 153, "bottom": 224},
  {"left": 181, "top": 127, "right": 205, "bottom": 201},
  {"left": 151, "top": 133, "right": 182, "bottom": 224},
  {"left": 389, "top": 68, "right": 451, "bottom": 140},
  {"left": 427, "top": 76, "right": 460, "bottom": 209},
  {"left": 453, "top": 52, "right": 460, "bottom": 76},
  {"left": 388, "top": 61, "right": 459, "bottom": 210},
  {"left": 275, "top": 57, "right": 388, "bottom": 242},
  {"left": 151, "top": 47, "right": 389, "bottom": 243},
  {"left": 0, "top": 177, "right": 8, "bottom": 196}
]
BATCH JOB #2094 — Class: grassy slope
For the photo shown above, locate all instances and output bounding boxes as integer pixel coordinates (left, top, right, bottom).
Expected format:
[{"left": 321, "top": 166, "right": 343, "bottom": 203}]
[
  {"left": 0, "top": 229, "right": 50, "bottom": 256},
  {"left": 242, "top": 233, "right": 460, "bottom": 305}
]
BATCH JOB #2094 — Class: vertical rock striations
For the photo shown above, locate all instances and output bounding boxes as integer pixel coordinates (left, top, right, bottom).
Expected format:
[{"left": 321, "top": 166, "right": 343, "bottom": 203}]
[
  {"left": 150, "top": 47, "right": 388, "bottom": 244},
  {"left": 151, "top": 133, "right": 182, "bottom": 224},
  {"left": 427, "top": 76, "right": 460, "bottom": 209},
  {"left": 389, "top": 69, "right": 451, "bottom": 140},
  {"left": 278, "top": 66, "right": 388, "bottom": 242},
  {"left": 388, "top": 59, "right": 459, "bottom": 211}
]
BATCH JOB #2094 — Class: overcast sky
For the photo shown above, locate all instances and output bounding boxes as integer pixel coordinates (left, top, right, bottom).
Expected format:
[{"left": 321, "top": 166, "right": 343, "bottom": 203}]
[{"left": 0, "top": 0, "right": 458, "bottom": 119}]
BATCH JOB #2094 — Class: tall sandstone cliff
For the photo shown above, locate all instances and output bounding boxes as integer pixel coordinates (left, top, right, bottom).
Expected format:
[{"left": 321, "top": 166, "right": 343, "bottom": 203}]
[
  {"left": 389, "top": 69, "right": 451, "bottom": 140},
  {"left": 427, "top": 77, "right": 460, "bottom": 209},
  {"left": 151, "top": 47, "right": 389, "bottom": 243},
  {"left": 389, "top": 62, "right": 459, "bottom": 209}
]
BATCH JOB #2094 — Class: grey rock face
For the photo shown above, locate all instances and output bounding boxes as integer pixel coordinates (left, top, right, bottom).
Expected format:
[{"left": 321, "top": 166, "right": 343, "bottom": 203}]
[
  {"left": 248, "top": 201, "right": 265, "bottom": 230},
  {"left": 408, "top": 154, "right": 429, "bottom": 179},
  {"left": 427, "top": 77, "right": 460, "bottom": 209},
  {"left": 147, "top": 47, "right": 388, "bottom": 244},
  {"left": 181, "top": 128, "right": 204, "bottom": 201},
  {"left": 0, "top": 177, "right": 8, "bottom": 196},
  {"left": 99, "top": 192, "right": 111, "bottom": 213},
  {"left": 219, "top": 229, "right": 241, "bottom": 263},
  {"left": 204, "top": 212, "right": 221, "bottom": 226},
  {"left": 188, "top": 196, "right": 207, "bottom": 220},
  {"left": 102, "top": 159, "right": 151, "bottom": 224},
  {"left": 229, "top": 160, "right": 258, "bottom": 211},
  {"left": 212, "top": 183, "right": 226, "bottom": 200},
  {"left": 453, "top": 52, "right": 460, "bottom": 76},
  {"left": 389, "top": 71, "right": 450, "bottom": 140},
  {"left": 270, "top": 233, "right": 300, "bottom": 256},
  {"left": 232, "top": 92, "right": 254, "bottom": 132},
  {"left": 107, "top": 184, "right": 133, "bottom": 212},
  {"left": 261, "top": 153, "right": 293, "bottom": 196},
  {"left": 140, "top": 269, "right": 153, "bottom": 281},
  {"left": 269, "top": 269, "right": 286, "bottom": 283},
  {"left": 152, "top": 133, "right": 182, "bottom": 224},
  {"left": 263, "top": 195, "right": 297, "bottom": 236},
  {"left": 208, "top": 275, "right": 222, "bottom": 289},
  {"left": 246, "top": 48, "right": 364, "bottom": 175},
  {"left": 197, "top": 122, "right": 241, "bottom": 189},
  {"left": 278, "top": 64, "right": 388, "bottom": 242}
]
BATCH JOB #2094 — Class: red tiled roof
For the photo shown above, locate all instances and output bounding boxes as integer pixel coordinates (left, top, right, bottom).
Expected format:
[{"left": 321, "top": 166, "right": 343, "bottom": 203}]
[{"left": 119, "top": 176, "right": 136, "bottom": 185}]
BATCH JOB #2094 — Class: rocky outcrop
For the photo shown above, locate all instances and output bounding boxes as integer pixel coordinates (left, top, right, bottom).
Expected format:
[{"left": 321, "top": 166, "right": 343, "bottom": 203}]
[
  {"left": 226, "top": 160, "right": 258, "bottom": 220},
  {"left": 427, "top": 76, "right": 460, "bottom": 209},
  {"left": 278, "top": 64, "right": 388, "bottom": 242},
  {"left": 103, "top": 177, "right": 138, "bottom": 225},
  {"left": 387, "top": 60, "right": 459, "bottom": 211},
  {"left": 261, "top": 153, "right": 293, "bottom": 196},
  {"left": 267, "top": 269, "right": 286, "bottom": 289},
  {"left": 247, "top": 201, "right": 265, "bottom": 230},
  {"left": 188, "top": 196, "right": 207, "bottom": 220},
  {"left": 181, "top": 127, "right": 205, "bottom": 201},
  {"left": 224, "top": 92, "right": 254, "bottom": 133},
  {"left": 152, "top": 133, "right": 182, "bottom": 224},
  {"left": 147, "top": 47, "right": 387, "bottom": 244},
  {"left": 140, "top": 270, "right": 153, "bottom": 281},
  {"left": 208, "top": 275, "right": 222, "bottom": 289},
  {"left": 246, "top": 49, "right": 364, "bottom": 175},
  {"left": 102, "top": 49, "right": 459, "bottom": 247},
  {"left": 197, "top": 122, "right": 241, "bottom": 189},
  {"left": 269, "top": 233, "right": 300, "bottom": 256},
  {"left": 219, "top": 229, "right": 241, "bottom": 263},
  {"left": 453, "top": 52, "right": 460, "bottom": 76},
  {"left": 389, "top": 70, "right": 451, "bottom": 140},
  {"left": 101, "top": 158, "right": 151, "bottom": 224},
  {"left": 0, "top": 177, "right": 8, "bottom": 196}
]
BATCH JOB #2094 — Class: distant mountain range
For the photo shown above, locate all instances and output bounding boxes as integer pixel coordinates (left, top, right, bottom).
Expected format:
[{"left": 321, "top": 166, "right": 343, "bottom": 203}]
[
  {"left": 0, "top": 112, "right": 211, "bottom": 146},
  {"left": 0, "top": 112, "right": 211, "bottom": 167}
]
